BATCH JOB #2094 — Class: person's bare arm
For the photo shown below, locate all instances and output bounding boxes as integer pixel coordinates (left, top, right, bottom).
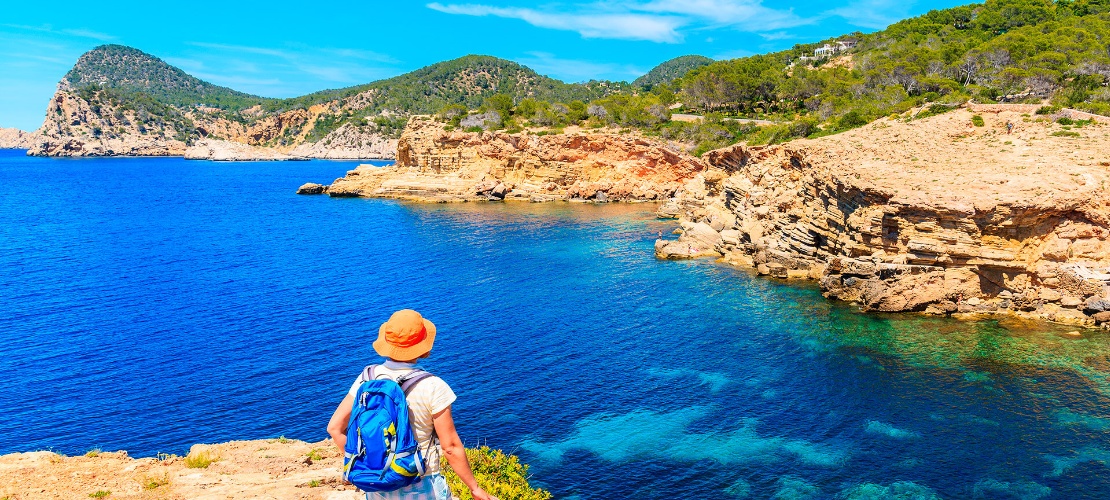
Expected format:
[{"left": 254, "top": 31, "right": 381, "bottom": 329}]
[
  {"left": 327, "top": 393, "right": 354, "bottom": 452},
  {"left": 433, "top": 406, "right": 498, "bottom": 500}
]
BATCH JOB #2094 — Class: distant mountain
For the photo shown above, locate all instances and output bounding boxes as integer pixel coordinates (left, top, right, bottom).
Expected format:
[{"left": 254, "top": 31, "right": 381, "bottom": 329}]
[
  {"left": 64, "top": 44, "right": 269, "bottom": 111},
  {"left": 633, "top": 55, "right": 713, "bottom": 89}
]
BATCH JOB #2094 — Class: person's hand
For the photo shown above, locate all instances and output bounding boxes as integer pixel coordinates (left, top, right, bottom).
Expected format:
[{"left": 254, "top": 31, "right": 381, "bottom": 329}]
[{"left": 470, "top": 486, "right": 498, "bottom": 500}]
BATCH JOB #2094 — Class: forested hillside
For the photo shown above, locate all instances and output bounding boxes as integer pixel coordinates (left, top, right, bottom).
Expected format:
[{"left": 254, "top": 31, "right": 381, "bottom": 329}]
[
  {"left": 474, "top": 0, "right": 1110, "bottom": 153},
  {"left": 633, "top": 55, "right": 714, "bottom": 89},
  {"left": 674, "top": 0, "right": 1110, "bottom": 128}
]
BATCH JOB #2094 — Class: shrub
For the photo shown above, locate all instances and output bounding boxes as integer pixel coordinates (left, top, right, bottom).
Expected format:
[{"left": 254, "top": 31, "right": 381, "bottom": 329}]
[
  {"left": 1036, "top": 105, "right": 1060, "bottom": 115},
  {"left": 1056, "top": 116, "right": 1074, "bottom": 125},
  {"left": 1052, "top": 130, "right": 1080, "bottom": 137},
  {"left": 442, "top": 447, "right": 551, "bottom": 500},
  {"left": 836, "top": 110, "right": 868, "bottom": 130},
  {"left": 85, "top": 448, "right": 101, "bottom": 457},
  {"left": 89, "top": 491, "right": 111, "bottom": 498},
  {"left": 141, "top": 473, "right": 170, "bottom": 490},
  {"left": 184, "top": 451, "right": 217, "bottom": 469},
  {"left": 971, "top": 115, "right": 985, "bottom": 127}
]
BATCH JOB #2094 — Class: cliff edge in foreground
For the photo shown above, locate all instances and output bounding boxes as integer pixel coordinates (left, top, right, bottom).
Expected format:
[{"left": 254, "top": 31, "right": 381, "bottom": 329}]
[
  {"left": 660, "top": 106, "right": 1110, "bottom": 326},
  {"left": 318, "top": 116, "right": 706, "bottom": 202},
  {"left": 0, "top": 438, "right": 549, "bottom": 499}
]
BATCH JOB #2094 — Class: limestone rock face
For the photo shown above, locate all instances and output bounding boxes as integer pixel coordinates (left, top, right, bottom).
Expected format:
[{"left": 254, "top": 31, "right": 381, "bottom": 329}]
[
  {"left": 664, "top": 108, "right": 1110, "bottom": 325},
  {"left": 325, "top": 116, "right": 705, "bottom": 202},
  {"left": 29, "top": 89, "right": 188, "bottom": 157},
  {"left": 185, "top": 139, "right": 301, "bottom": 161},
  {"left": 289, "top": 123, "right": 396, "bottom": 160},
  {"left": 0, "top": 128, "right": 39, "bottom": 149},
  {"left": 27, "top": 88, "right": 398, "bottom": 160}
]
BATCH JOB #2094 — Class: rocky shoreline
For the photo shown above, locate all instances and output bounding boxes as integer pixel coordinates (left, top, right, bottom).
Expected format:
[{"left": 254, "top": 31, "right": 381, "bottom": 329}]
[
  {"left": 657, "top": 107, "right": 1110, "bottom": 327},
  {"left": 302, "top": 106, "right": 1110, "bottom": 327},
  {"left": 303, "top": 116, "right": 707, "bottom": 202},
  {"left": 25, "top": 83, "right": 398, "bottom": 161}
]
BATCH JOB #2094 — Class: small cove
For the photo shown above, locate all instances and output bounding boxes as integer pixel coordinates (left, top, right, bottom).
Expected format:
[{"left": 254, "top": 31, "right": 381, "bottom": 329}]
[{"left": 2, "top": 149, "right": 1110, "bottom": 498}]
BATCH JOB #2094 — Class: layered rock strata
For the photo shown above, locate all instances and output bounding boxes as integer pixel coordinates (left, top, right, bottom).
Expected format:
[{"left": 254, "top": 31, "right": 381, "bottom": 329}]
[
  {"left": 322, "top": 116, "right": 706, "bottom": 201},
  {"left": 658, "top": 108, "right": 1110, "bottom": 326}
]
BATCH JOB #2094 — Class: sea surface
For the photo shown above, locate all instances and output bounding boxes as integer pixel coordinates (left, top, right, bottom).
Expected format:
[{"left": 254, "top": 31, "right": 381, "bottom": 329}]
[{"left": 3, "top": 149, "right": 1110, "bottom": 499}]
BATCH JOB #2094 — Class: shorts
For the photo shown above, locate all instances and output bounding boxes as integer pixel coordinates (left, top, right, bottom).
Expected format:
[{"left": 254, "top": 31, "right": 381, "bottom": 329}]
[{"left": 365, "top": 474, "right": 451, "bottom": 500}]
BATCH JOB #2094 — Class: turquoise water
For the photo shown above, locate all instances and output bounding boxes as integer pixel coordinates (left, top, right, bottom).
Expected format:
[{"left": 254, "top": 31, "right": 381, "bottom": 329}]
[{"left": 3, "top": 149, "right": 1110, "bottom": 498}]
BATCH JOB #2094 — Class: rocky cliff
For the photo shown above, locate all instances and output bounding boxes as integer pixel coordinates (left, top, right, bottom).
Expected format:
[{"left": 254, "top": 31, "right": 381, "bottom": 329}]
[
  {"left": 657, "top": 107, "right": 1110, "bottom": 326},
  {"left": 0, "top": 128, "right": 39, "bottom": 149},
  {"left": 29, "top": 84, "right": 398, "bottom": 160},
  {"left": 320, "top": 116, "right": 706, "bottom": 201}
]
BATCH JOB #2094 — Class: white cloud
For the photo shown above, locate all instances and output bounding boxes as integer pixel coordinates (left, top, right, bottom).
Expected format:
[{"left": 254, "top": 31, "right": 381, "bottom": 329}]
[
  {"left": 427, "top": 3, "right": 685, "bottom": 43},
  {"left": 427, "top": 1, "right": 816, "bottom": 43},
  {"left": 513, "top": 52, "right": 646, "bottom": 82},
  {"left": 1, "top": 24, "right": 116, "bottom": 41},
  {"left": 759, "top": 31, "right": 796, "bottom": 41},
  {"left": 176, "top": 41, "right": 401, "bottom": 96},
  {"left": 634, "top": 0, "right": 810, "bottom": 31}
]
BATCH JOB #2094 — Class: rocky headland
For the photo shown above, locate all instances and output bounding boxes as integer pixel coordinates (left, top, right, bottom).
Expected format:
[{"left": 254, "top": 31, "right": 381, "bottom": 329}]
[
  {"left": 28, "top": 83, "right": 398, "bottom": 160},
  {"left": 0, "top": 128, "right": 40, "bottom": 149},
  {"left": 657, "top": 106, "right": 1110, "bottom": 326},
  {"left": 314, "top": 116, "right": 706, "bottom": 202}
]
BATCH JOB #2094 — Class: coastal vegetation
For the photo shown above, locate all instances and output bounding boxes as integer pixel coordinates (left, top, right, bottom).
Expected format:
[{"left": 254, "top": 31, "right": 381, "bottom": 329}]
[{"left": 441, "top": 446, "right": 552, "bottom": 500}]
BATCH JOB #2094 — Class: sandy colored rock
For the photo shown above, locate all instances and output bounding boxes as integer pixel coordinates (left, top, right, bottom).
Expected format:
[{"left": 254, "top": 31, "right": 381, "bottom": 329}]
[
  {"left": 27, "top": 85, "right": 398, "bottom": 160},
  {"left": 0, "top": 438, "right": 363, "bottom": 500},
  {"left": 666, "top": 106, "right": 1110, "bottom": 324},
  {"left": 297, "top": 183, "right": 328, "bottom": 195},
  {"left": 185, "top": 139, "right": 302, "bottom": 161},
  {"left": 325, "top": 116, "right": 705, "bottom": 202},
  {"left": 0, "top": 127, "right": 39, "bottom": 149}
]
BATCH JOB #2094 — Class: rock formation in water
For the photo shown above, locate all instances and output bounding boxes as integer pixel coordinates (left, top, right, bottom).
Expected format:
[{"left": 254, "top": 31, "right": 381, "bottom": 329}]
[
  {"left": 0, "top": 128, "right": 39, "bottom": 149},
  {"left": 658, "top": 106, "right": 1110, "bottom": 326},
  {"left": 321, "top": 116, "right": 706, "bottom": 201}
]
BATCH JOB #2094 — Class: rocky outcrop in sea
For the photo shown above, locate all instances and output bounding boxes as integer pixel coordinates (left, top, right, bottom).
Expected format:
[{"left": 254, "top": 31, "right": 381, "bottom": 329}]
[
  {"left": 318, "top": 116, "right": 706, "bottom": 202},
  {"left": 658, "top": 107, "right": 1110, "bottom": 326}
]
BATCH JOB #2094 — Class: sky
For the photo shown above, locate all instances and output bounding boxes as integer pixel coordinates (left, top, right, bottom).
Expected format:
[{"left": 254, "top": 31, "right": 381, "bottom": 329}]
[{"left": 0, "top": 0, "right": 969, "bottom": 131}]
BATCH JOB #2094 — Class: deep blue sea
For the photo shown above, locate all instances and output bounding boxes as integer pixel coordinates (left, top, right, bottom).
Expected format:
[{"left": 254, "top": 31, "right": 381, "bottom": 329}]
[{"left": 4, "top": 149, "right": 1110, "bottom": 499}]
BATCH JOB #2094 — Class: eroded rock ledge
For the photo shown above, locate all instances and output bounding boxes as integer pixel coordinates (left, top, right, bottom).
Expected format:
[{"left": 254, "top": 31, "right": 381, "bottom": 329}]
[
  {"left": 658, "top": 108, "right": 1110, "bottom": 326},
  {"left": 319, "top": 116, "right": 706, "bottom": 202}
]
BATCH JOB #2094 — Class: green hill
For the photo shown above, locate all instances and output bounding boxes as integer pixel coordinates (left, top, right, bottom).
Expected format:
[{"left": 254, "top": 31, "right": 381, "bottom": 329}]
[
  {"left": 633, "top": 55, "right": 713, "bottom": 89},
  {"left": 65, "top": 45, "right": 270, "bottom": 111},
  {"left": 268, "top": 55, "right": 625, "bottom": 114}
]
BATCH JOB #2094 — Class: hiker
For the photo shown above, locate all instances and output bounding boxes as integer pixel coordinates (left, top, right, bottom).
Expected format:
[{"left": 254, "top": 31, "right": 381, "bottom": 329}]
[
  {"left": 1006, "top": 121, "right": 1014, "bottom": 134},
  {"left": 327, "top": 309, "right": 497, "bottom": 500}
]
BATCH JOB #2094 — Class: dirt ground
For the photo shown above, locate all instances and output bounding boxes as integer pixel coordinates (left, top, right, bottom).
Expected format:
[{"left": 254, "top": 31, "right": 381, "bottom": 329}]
[
  {"left": 798, "top": 107, "right": 1110, "bottom": 208},
  {"left": 0, "top": 439, "right": 365, "bottom": 500}
]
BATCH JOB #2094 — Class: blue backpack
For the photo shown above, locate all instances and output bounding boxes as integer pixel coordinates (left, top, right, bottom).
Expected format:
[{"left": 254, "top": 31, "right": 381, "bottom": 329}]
[{"left": 342, "top": 365, "right": 435, "bottom": 492}]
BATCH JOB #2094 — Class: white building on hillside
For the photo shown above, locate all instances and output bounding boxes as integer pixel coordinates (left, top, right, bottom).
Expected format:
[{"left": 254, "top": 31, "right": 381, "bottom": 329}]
[{"left": 814, "top": 39, "right": 858, "bottom": 57}]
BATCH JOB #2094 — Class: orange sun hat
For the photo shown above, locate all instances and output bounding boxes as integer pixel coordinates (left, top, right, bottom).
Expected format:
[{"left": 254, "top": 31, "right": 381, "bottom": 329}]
[{"left": 373, "top": 309, "right": 437, "bottom": 361}]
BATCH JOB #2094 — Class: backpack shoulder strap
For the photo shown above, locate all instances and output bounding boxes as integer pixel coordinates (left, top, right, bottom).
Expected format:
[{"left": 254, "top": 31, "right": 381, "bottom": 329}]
[
  {"left": 362, "top": 364, "right": 377, "bottom": 383},
  {"left": 398, "top": 370, "right": 435, "bottom": 396}
]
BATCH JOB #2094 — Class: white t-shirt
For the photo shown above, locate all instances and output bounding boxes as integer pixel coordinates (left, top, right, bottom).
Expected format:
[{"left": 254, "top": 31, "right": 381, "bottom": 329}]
[{"left": 348, "top": 360, "right": 457, "bottom": 474}]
